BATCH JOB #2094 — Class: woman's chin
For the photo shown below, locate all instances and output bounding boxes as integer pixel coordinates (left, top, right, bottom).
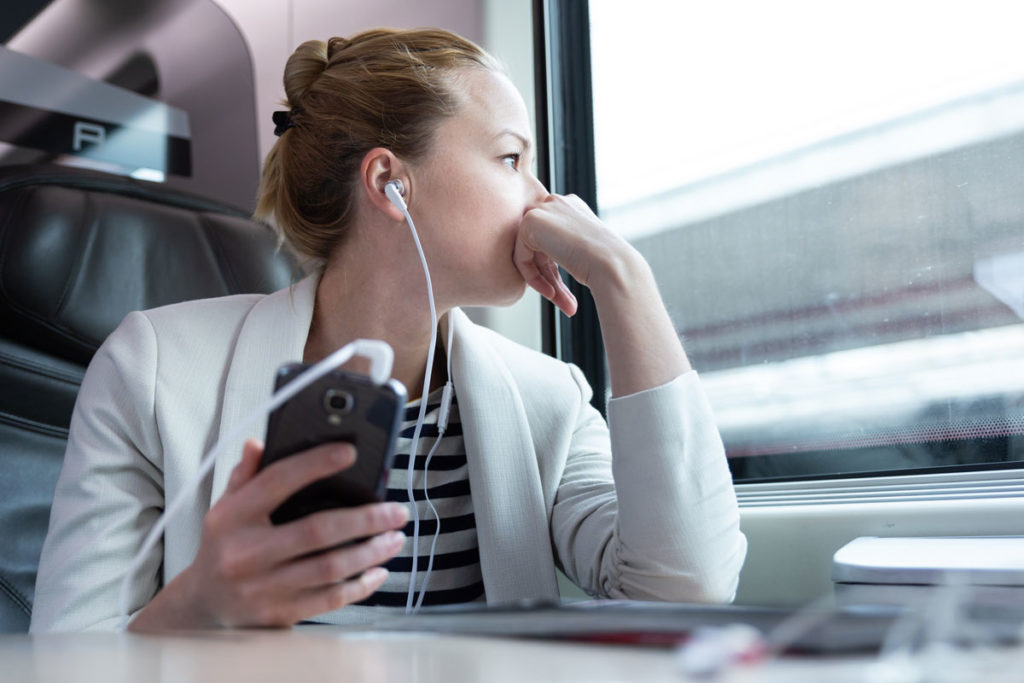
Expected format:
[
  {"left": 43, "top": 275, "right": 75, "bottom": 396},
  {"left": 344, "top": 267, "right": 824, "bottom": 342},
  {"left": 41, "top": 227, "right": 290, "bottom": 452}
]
[
  {"left": 462, "top": 278, "right": 528, "bottom": 309},
  {"left": 496, "top": 278, "right": 529, "bottom": 307}
]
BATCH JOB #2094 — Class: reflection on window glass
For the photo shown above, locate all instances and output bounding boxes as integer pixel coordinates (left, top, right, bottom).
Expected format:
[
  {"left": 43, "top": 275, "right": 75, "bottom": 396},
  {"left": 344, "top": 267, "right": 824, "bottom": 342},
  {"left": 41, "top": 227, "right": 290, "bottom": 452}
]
[{"left": 589, "top": 0, "right": 1024, "bottom": 479}]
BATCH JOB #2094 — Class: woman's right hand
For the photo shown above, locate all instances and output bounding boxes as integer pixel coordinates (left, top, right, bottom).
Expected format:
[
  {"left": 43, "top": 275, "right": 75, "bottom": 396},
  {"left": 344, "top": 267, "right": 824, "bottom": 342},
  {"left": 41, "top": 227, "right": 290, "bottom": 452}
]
[{"left": 129, "top": 439, "right": 408, "bottom": 631}]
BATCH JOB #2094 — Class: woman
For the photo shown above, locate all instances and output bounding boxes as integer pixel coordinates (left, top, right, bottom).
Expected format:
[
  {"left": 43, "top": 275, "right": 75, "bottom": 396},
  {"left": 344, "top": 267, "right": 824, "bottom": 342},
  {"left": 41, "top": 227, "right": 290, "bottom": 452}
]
[{"left": 31, "top": 28, "right": 746, "bottom": 631}]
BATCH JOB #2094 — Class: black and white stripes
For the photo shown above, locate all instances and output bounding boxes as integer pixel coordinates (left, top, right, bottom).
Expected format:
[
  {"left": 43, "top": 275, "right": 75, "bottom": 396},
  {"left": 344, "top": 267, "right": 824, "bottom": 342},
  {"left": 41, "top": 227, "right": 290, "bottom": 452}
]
[{"left": 357, "top": 388, "right": 485, "bottom": 608}]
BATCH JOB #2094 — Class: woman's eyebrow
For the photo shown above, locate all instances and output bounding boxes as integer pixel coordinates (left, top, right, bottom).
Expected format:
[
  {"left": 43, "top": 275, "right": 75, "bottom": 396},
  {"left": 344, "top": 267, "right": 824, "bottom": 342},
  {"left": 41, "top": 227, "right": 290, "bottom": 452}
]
[{"left": 494, "top": 128, "right": 532, "bottom": 150}]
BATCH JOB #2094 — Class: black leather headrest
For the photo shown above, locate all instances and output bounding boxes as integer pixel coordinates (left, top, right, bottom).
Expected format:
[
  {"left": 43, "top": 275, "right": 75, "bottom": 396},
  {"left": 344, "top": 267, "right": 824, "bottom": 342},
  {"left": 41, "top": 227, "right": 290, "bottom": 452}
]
[{"left": 0, "top": 164, "right": 298, "bottom": 365}]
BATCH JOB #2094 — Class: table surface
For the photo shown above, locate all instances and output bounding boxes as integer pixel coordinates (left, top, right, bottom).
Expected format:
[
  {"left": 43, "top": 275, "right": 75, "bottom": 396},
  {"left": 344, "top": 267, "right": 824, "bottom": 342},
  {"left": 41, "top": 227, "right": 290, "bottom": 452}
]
[{"left": 3, "top": 628, "right": 1024, "bottom": 683}]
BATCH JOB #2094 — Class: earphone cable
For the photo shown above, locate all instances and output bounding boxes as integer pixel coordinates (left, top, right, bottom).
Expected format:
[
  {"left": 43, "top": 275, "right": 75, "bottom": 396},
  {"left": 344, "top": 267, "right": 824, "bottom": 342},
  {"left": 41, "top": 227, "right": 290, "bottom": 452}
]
[
  {"left": 414, "top": 321, "right": 455, "bottom": 611},
  {"left": 392, "top": 197, "right": 440, "bottom": 614}
]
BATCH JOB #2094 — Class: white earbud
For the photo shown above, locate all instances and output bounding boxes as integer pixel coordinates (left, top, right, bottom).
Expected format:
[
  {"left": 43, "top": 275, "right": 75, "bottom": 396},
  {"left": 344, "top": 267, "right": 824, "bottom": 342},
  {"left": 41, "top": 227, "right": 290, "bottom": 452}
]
[{"left": 385, "top": 179, "right": 407, "bottom": 211}]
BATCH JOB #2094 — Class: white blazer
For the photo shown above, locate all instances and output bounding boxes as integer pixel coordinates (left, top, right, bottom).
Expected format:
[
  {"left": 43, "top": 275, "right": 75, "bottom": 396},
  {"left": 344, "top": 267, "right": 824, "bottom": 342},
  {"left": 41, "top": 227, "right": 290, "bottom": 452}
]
[{"left": 31, "top": 275, "right": 747, "bottom": 631}]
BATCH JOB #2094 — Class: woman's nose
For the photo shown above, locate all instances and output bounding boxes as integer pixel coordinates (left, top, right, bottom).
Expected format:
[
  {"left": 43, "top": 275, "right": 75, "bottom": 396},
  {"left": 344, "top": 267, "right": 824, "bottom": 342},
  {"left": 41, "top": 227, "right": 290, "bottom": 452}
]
[{"left": 525, "top": 173, "right": 549, "bottom": 211}]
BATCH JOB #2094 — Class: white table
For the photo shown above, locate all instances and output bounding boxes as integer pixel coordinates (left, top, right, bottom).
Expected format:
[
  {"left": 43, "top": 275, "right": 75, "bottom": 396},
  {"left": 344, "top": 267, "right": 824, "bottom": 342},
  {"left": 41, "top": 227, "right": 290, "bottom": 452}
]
[{"left": 3, "top": 628, "right": 1023, "bottom": 682}]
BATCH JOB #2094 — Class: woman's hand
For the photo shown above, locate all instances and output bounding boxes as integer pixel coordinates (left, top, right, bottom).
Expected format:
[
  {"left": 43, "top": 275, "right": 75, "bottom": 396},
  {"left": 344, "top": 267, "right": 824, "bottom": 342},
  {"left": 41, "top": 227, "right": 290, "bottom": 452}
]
[
  {"left": 129, "top": 439, "right": 407, "bottom": 631},
  {"left": 514, "top": 192, "right": 691, "bottom": 396},
  {"left": 513, "top": 193, "right": 638, "bottom": 317}
]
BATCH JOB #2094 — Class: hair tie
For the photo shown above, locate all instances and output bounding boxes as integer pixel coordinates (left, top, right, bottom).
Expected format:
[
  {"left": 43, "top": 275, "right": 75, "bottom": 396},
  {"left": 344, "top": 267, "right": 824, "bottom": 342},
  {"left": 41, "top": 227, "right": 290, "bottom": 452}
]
[{"left": 272, "top": 110, "right": 298, "bottom": 137}]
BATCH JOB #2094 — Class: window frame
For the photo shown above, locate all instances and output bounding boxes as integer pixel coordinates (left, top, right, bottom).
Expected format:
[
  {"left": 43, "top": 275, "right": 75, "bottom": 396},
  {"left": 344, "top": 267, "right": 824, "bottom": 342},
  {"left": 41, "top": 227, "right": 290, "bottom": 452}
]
[{"left": 532, "top": 0, "right": 607, "bottom": 416}]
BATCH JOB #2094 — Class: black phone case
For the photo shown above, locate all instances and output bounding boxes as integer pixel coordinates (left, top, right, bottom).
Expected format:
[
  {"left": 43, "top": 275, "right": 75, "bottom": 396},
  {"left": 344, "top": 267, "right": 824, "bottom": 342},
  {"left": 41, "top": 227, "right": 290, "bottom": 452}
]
[{"left": 261, "top": 363, "right": 406, "bottom": 525}]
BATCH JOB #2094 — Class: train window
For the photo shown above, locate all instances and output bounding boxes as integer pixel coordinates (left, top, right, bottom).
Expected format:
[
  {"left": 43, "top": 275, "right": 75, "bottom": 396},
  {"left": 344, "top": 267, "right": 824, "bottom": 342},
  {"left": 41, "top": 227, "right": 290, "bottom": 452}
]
[{"left": 558, "top": 0, "right": 1024, "bottom": 480}]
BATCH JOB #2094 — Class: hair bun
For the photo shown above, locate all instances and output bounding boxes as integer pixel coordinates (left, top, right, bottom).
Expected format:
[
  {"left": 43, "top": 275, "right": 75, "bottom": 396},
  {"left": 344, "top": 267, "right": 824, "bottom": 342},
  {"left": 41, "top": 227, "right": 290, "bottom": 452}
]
[
  {"left": 326, "top": 36, "right": 351, "bottom": 61},
  {"left": 282, "top": 39, "right": 329, "bottom": 107}
]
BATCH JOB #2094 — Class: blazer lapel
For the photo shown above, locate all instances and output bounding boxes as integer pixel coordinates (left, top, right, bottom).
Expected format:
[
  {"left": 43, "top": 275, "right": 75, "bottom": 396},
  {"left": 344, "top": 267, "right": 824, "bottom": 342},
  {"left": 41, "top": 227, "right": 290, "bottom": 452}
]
[
  {"left": 210, "top": 275, "right": 318, "bottom": 504},
  {"left": 207, "top": 296, "right": 560, "bottom": 602},
  {"left": 449, "top": 309, "right": 559, "bottom": 603}
]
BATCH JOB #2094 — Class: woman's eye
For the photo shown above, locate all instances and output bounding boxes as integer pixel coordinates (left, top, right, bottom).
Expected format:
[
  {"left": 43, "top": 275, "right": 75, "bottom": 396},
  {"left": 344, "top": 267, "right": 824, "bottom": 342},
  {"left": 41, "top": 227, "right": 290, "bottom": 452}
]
[{"left": 502, "top": 153, "right": 521, "bottom": 170}]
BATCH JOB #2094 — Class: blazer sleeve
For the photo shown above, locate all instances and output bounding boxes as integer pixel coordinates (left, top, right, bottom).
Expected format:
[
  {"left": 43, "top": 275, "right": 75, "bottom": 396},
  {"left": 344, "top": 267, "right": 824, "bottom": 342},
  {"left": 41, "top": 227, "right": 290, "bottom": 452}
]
[
  {"left": 550, "top": 368, "right": 747, "bottom": 603},
  {"left": 30, "top": 311, "right": 165, "bottom": 631}
]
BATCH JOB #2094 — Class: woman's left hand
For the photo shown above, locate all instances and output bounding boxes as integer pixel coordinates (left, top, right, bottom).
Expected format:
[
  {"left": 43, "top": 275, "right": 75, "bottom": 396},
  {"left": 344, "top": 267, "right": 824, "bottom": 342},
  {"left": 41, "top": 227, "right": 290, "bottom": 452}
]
[
  {"left": 514, "top": 193, "right": 634, "bottom": 317},
  {"left": 515, "top": 192, "right": 691, "bottom": 396}
]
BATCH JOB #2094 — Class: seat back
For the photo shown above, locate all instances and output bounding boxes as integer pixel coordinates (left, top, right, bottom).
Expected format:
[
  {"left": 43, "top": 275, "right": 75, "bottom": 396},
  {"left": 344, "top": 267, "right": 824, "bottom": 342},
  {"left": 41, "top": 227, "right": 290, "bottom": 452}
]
[{"left": 0, "top": 164, "right": 297, "bottom": 632}]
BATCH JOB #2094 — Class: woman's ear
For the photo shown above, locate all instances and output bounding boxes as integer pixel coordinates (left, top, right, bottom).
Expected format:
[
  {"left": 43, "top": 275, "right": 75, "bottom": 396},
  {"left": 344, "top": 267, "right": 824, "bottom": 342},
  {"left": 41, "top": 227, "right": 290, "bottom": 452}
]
[{"left": 360, "top": 148, "right": 409, "bottom": 222}]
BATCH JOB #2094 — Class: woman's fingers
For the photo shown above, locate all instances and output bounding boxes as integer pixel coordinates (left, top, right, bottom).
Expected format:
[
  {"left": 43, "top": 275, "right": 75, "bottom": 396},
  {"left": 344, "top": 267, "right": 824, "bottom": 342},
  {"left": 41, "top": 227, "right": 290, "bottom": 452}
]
[
  {"left": 269, "top": 529, "right": 405, "bottom": 591},
  {"left": 272, "top": 567, "right": 390, "bottom": 625},
  {"left": 224, "top": 442, "right": 356, "bottom": 523},
  {"left": 217, "top": 516, "right": 405, "bottom": 625},
  {"left": 513, "top": 237, "right": 554, "bottom": 298},
  {"left": 513, "top": 235, "right": 578, "bottom": 316},
  {"left": 261, "top": 502, "right": 408, "bottom": 566},
  {"left": 515, "top": 192, "right": 615, "bottom": 316},
  {"left": 223, "top": 532, "right": 403, "bottom": 626},
  {"left": 187, "top": 442, "right": 411, "bottom": 627},
  {"left": 205, "top": 496, "right": 407, "bottom": 583},
  {"left": 520, "top": 194, "right": 600, "bottom": 278},
  {"left": 215, "top": 564, "right": 392, "bottom": 628},
  {"left": 544, "top": 259, "right": 578, "bottom": 316},
  {"left": 225, "top": 439, "right": 265, "bottom": 494}
]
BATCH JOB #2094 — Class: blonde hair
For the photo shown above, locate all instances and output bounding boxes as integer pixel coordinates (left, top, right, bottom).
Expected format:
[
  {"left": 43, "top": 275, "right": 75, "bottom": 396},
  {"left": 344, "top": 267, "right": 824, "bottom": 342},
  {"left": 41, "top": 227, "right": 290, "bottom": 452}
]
[{"left": 254, "top": 28, "right": 500, "bottom": 261}]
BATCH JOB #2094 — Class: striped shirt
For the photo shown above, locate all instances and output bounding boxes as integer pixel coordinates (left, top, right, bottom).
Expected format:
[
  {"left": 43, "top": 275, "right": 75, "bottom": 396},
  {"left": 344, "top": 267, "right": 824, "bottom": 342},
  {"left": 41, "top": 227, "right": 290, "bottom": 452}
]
[{"left": 356, "top": 386, "right": 485, "bottom": 609}]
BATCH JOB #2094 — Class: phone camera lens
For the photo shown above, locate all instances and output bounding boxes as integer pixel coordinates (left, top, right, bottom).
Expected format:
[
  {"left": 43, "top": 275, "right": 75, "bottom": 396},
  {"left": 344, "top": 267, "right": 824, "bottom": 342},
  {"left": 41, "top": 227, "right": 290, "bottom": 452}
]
[{"left": 323, "top": 389, "right": 354, "bottom": 415}]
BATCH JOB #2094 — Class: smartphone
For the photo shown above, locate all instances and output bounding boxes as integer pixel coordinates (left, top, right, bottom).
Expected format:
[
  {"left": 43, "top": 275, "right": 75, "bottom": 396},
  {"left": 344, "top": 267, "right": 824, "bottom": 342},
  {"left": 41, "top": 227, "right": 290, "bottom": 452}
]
[{"left": 260, "top": 363, "right": 407, "bottom": 525}]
